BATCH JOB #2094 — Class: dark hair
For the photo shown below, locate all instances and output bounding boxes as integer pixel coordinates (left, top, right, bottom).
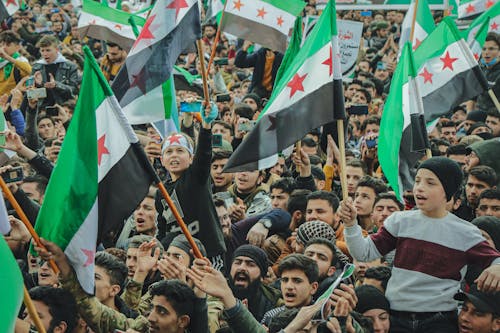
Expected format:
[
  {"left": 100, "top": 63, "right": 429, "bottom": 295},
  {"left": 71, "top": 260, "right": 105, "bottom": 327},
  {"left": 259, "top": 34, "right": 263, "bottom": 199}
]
[
  {"left": 29, "top": 286, "right": 78, "bottom": 333},
  {"left": 106, "top": 42, "right": 123, "bottom": 50},
  {"left": 355, "top": 87, "right": 372, "bottom": 104},
  {"left": 213, "top": 196, "right": 227, "bottom": 209},
  {"left": 309, "top": 155, "right": 322, "bottom": 167},
  {"left": 127, "top": 235, "right": 164, "bottom": 255},
  {"left": 307, "top": 191, "right": 340, "bottom": 211},
  {"left": 234, "top": 103, "right": 255, "bottom": 119},
  {"left": 22, "top": 174, "right": 48, "bottom": 196},
  {"left": 149, "top": 280, "right": 197, "bottom": 318},
  {"left": 486, "top": 32, "right": 500, "bottom": 49},
  {"left": 301, "top": 137, "right": 318, "bottom": 148},
  {"left": 311, "top": 166, "right": 326, "bottom": 181},
  {"left": 95, "top": 251, "right": 128, "bottom": 290},
  {"left": 360, "top": 115, "right": 380, "bottom": 133},
  {"left": 287, "top": 189, "right": 311, "bottom": 214},
  {"left": 487, "top": 109, "right": 500, "bottom": 120},
  {"left": 356, "top": 176, "right": 388, "bottom": 196},
  {"left": 270, "top": 177, "right": 296, "bottom": 194},
  {"left": 347, "top": 158, "right": 368, "bottom": 174},
  {"left": 211, "top": 150, "right": 232, "bottom": 164},
  {"left": 305, "top": 238, "right": 338, "bottom": 266},
  {"left": 348, "top": 79, "right": 363, "bottom": 87},
  {"left": 213, "top": 120, "right": 234, "bottom": 135},
  {"left": 438, "top": 120, "right": 456, "bottom": 131},
  {"left": 362, "top": 80, "right": 376, "bottom": 90},
  {"left": 374, "top": 192, "right": 404, "bottom": 211},
  {"left": 0, "top": 31, "right": 21, "bottom": 44},
  {"left": 37, "top": 115, "right": 55, "bottom": 126},
  {"left": 278, "top": 254, "right": 319, "bottom": 283},
  {"left": 468, "top": 166, "right": 498, "bottom": 188},
  {"left": 430, "top": 138, "right": 451, "bottom": 154},
  {"left": 104, "top": 247, "right": 127, "bottom": 263},
  {"left": 478, "top": 188, "right": 500, "bottom": 201},
  {"left": 364, "top": 266, "right": 392, "bottom": 291},
  {"left": 446, "top": 143, "right": 468, "bottom": 156}
]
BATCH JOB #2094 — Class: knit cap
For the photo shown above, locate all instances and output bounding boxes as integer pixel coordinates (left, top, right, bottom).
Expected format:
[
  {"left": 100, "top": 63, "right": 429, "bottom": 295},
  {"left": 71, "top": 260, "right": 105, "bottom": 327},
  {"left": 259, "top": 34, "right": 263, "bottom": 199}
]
[
  {"left": 242, "top": 93, "right": 262, "bottom": 109},
  {"left": 169, "top": 235, "right": 207, "bottom": 262},
  {"left": 417, "top": 157, "right": 463, "bottom": 201},
  {"left": 466, "top": 110, "right": 487, "bottom": 122},
  {"left": 296, "top": 221, "right": 336, "bottom": 245},
  {"left": 233, "top": 244, "right": 268, "bottom": 277},
  {"left": 472, "top": 216, "right": 500, "bottom": 250},
  {"left": 355, "top": 285, "right": 390, "bottom": 313}
]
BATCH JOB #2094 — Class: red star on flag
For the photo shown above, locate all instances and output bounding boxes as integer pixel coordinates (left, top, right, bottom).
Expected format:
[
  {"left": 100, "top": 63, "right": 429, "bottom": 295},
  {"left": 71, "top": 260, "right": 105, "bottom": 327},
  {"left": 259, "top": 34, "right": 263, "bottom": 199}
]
[
  {"left": 466, "top": 3, "right": 475, "bottom": 13},
  {"left": 412, "top": 38, "right": 422, "bottom": 51},
  {"left": 257, "top": 7, "right": 267, "bottom": 19},
  {"left": 440, "top": 51, "right": 459, "bottom": 71},
  {"left": 97, "top": 134, "right": 110, "bottom": 166},
  {"left": 133, "top": 14, "right": 157, "bottom": 48},
  {"left": 474, "top": 52, "right": 480, "bottom": 60},
  {"left": 287, "top": 73, "right": 307, "bottom": 97},
  {"left": 419, "top": 67, "right": 433, "bottom": 84},
  {"left": 322, "top": 47, "right": 333, "bottom": 76},
  {"left": 6, "top": 0, "right": 17, "bottom": 6},
  {"left": 168, "top": 134, "right": 183, "bottom": 145},
  {"left": 167, "top": 0, "right": 189, "bottom": 19},
  {"left": 115, "top": 24, "right": 122, "bottom": 30},
  {"left": 486, "top": 0, "right": 494, "bottom": 8},
  {"left": 491, "top": 22, "right": 499, "bottom": 31},
  {"left": 233, "top": 0, "right": 243, "bottom": 11},
  {"left": 277, "top": 16, "right": 284, "bottom": 26},
  {"left": 130, "top": 69, "right": 148, "bottom": 95},
  {"left": 82, "top": 248, "right": 95, "bottom": 267}
]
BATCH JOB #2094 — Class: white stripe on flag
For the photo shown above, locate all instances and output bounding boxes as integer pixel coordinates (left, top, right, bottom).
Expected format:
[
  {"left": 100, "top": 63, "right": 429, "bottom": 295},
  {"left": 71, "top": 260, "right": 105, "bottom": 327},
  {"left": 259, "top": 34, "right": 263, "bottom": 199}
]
[{"left": 0, "top": 198, "right": 9, "bottom": 235}]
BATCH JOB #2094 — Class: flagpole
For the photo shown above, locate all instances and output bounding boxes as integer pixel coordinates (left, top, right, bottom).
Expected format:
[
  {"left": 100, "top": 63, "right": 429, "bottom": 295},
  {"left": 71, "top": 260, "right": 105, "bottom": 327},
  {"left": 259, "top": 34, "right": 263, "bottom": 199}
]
[
  {"left": 197, "top": 39, "right": 211, "bottom": 107},
  {"left": 23, "top": 286, "right": 47, "bottom": 333},
  {"left": 409, "top": 0, "right": 420, "bottom": 45},
  {"left": 337, "top": 120, "right": 349, "bottom": 200},
  {"left": 206, "top": 0, "right": 229, "bottom": 74},
  {"left": 488, "top": 89, "right": 500, "bottom": 112},
  {"left": 0, "top": 177, "right": 59, "bottom": 274}
]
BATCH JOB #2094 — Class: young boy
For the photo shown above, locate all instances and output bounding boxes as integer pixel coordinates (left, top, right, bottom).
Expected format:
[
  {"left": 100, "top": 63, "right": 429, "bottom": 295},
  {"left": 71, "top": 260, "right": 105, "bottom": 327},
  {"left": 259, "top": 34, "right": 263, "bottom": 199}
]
[
  {"left": 155, "top": 108, "right": 226, "bottom": 270},
  {"left": 339, "top": 157, "right": 500, "bottom": 333}
]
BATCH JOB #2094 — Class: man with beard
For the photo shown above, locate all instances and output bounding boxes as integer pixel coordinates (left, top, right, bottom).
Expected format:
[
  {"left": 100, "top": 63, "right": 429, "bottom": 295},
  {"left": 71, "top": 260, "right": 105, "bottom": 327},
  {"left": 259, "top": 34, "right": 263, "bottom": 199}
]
[
  {"left": 99, "top": 42, "right": 127, "bottom": 82},
  {"left": 229, "top": 245, "right": 283, "bottom": 322}
]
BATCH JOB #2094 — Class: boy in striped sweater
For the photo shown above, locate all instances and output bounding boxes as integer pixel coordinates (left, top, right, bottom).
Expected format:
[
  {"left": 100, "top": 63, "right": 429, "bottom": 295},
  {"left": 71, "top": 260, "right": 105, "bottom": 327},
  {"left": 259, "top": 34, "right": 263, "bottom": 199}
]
[{"left": 339, "top": 157, "right": 500, "bottom": 333}]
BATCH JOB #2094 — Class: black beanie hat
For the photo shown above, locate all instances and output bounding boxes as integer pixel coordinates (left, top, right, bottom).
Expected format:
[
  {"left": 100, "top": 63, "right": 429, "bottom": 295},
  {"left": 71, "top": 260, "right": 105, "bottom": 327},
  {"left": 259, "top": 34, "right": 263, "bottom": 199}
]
[
  {"left": 242, "top": 93, "right": 262, "bottom": 109},
  {"left": 233, "top": 244, "right": 268, "bottom": 277},
  {"left": 417, "top": 157, "right": 463, "bottom": 201},
  {"left": 355, "top": 285, "right": 390, "bottom": 313},
  {"left": 472, "top": 216, "right": 500, "bottom": 250},
  {"left": 466, "top": 110, "right": 487, "bottom": 122},
  {"left": 169, "top": 235, "right": 207, "bottom": 263}
]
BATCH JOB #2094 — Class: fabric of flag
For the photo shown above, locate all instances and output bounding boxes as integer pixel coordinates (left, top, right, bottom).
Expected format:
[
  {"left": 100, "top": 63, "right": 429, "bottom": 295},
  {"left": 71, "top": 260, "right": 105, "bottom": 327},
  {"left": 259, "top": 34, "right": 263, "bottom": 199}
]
[
  {"left": 173, "top": 65, "right": 204, "bottom": 97},
  {"left": 205, "top": 0, "right": 225, "bottom": 23},
  {"left": 78, "top": 0, "right": 145, "bottom": 51},
  {"left": 274, "top": 15, "right": 302, "bottom": 87},
  {"left": 111, "top": 0, "right": 201, "bottom": 125},
  {"left": 224, "top": 0, "right": 344, "bottom": 172},
  {"left": 35, "top": 47, "right": 153, "bottom": 294},
  {"left": 0, "top": 236, "right": 23, "bottom": 332},
  {"left": 0, "top": 196, "right": 9, "bottom": 235},
  {"left": 2, "top": 0, "right": 19, "bottom": 16},
  {"left": 469, "top": 16, "right": 490, "bottom": 60},
  {"left": 466, "top": 1, "right": 500, "bottom": 45},
  {"left": 459, "top": 0, "right": 498, "bottom": 19},
  {"left": 399, "top": 0, "right": 435, "bottom": 51},
  {"left": 0, "top": 0, "right": 10, "bottom": 21},
  {"left": 219, "top": 0, "right": 305, "bottom": 52},
  {"left": 0, "top": 112, "right": 16, "bottom": 166},
  {"left": 379, "top": 18, "right": 489, "bottom": 199}
]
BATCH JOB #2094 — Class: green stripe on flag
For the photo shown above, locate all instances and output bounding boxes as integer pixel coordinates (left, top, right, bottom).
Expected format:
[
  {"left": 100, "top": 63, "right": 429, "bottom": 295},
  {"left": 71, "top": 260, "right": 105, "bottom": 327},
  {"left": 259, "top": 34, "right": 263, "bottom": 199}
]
[
  {"left": 162, "top": 75, "right": 179, "bottom": 130},
  {"left": 83, "top": 0, "right": 146, "bottom": 26},
  {"left": 0, "top": 237, "right": 24, "bottom": 333},
  {"left": 274, "top": 15, "right": 302, "bottom": 88},
  {"left": 259, "top": 0, "right": 306, "bottom": 16}
]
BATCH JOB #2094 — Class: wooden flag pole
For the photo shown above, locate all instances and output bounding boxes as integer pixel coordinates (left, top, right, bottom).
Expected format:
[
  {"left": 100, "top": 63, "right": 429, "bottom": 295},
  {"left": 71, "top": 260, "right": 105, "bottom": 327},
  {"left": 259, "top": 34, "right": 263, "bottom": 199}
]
[
  {"left": 337, "top": 120, "right": 349, "bottom": 200},
  {"left": 197, "top": 39, "right": 211, "bottom": 107},
  {"left": 23, "top": 286, "right": 47, "bottom": 333},
  {"left": 409, "top": 0, "right": 420, "bottom": 46},
  {"left": 0, "top": 177, "right": 59, "bottom": 274},
  {"left": 206, "top": 1, "right": 229, "bottom": 75},
  {"left": 488, "top": 89, "right": 500, "bottom": 113}
]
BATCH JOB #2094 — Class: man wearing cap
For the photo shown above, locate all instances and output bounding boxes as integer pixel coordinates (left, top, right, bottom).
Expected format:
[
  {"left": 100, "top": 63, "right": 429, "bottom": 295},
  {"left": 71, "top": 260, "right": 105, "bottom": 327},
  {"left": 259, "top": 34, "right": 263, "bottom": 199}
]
[
  {"left": 229, "top": 244, "right": 283, "bottom": 322},
  {"left": 465, "top": 139, "right": 500, "bottom": 185},
  {"left": 455, "top": 285, "right": 500, "bottom": 333}
]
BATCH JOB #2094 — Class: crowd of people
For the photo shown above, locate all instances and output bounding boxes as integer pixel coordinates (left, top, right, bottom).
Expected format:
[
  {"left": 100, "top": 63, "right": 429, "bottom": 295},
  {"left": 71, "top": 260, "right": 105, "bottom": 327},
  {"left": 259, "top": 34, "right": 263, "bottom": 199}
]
[{"left": 1, "top": 0, "right": 500, "bottom": 332}]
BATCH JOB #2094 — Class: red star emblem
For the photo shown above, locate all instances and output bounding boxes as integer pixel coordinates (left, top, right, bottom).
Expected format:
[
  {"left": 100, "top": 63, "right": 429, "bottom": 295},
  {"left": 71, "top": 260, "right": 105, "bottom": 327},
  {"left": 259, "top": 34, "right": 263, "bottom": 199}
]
[
  {"left": 413, "top": 38, "right": 422, "bottom": 51},
  {"left": 440, "top": 51, "right": 459, "bottom": 71},
  {"left": 419, "top": 67, "right": 433, "bottom": 84},
  {"left": 257, "top": 7, "right": 267, "bottom": 19},
  {"left": 466, "top": 3, "right": 475, "bottom": 13},
  {"left": 115, "top": 24, "right": 122, "bottom": 30},
  {"left": 130, "top": 68, "right": 148, "bottom": 95},
  {"left": 82, "top": 248, "right": 95, "bottom": 267},
  {"left": 6, "top": 0, "right": 17, "bottom": 6},
  {"left": 168, "top": 134, "right": 183, "bottom": 145},
  {"left": 287, "top": 73, "right": 307, "bottom": 98},
  {"left": 97, "top": 135, "right": 110, "bottom": 166},
  {"left": 486, "top": 0, "right": 494, "bottom": 8},
  {"left": 233, "top": 0, "right": 243, "bottom": 10},
  {"left": 133, "top": 14, "right": 157, "bottom": 48},
  {"left": 277, "top": 16, "right": 284, "bottom": 26},
  {"left": 474, "top": 52, "right": 480, "bottom": 60},
  {"left": 491, "top": 22, "right": 499, "bottom": 31},
  {"left": 167, "top": 0, "right": 189, "bottom": 19},
  {"left": 322, "top": 47, "right": 333, "bottom": 76}
]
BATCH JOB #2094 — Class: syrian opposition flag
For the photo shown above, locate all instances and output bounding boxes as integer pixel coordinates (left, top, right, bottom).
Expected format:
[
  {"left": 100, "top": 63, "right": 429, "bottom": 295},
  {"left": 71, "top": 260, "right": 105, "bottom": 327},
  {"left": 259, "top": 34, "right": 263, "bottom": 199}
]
[
  {"left": 78, "top": 0, "right": 145, "bottom": 51},
  {"left": 111, "top": 0, "right": 201, "bottom": 125},
  {"left": 2, "top": 0, "right": 20, "bottom": 16},
  {"left": 224, "top": 0, "right": 345, "bottom": 172},
  {"left": 219, "top": 0, "right": 305, "bottom": 52},
  {"left": 466, "top": 1, "right": 500, "bottom": 46},
  {"left": 459, "top": 0, "right": 497, "bottom": 19},
  {"left": 379, "top": 18, "right": 489, "bottom": 199},
  {"left": 205, "top": 0, "right": 225, "bottom": 23},
  {"left": 0, "top": 112, "right": 16, "bottom": 166},
  {"left": 469, "top": 16, "right": 490, "bottom": 60},
  {"left": 399, "top": 0, "right": 435, "bottom": 51},
  {"left": 0, "top": 236, "right": 23, "bottom": 333},
  {"left": 34, "top": 47, "right": 153, "bottom": 294}
]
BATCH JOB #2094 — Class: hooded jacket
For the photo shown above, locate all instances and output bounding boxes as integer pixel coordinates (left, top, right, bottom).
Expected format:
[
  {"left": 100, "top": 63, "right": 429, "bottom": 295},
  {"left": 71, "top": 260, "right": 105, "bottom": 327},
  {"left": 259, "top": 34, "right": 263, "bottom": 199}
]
[{"left": 468, "top": 138, "right": 500, "bottom": 186}]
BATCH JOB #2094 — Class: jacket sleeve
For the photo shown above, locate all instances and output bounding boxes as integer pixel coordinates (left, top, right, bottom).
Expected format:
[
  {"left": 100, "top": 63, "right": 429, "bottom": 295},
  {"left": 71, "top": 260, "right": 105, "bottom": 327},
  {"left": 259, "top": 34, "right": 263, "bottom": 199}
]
[
  {"left": 190, "top": 297, "right": 209, "bottom": 333},
  {"left": 13, "top": 188, "right": 40, "bottom": 224},
  {"left": 9, "top": 109, "right": 25, "bottom": 136},
  {"left": 14, "top": 58, "right": 32, "bottom": 77},
  {"left": 54, "top": 63, "right": 79, "bottom": 99},
  {"left": 223, "top": 300, "right": 267, "bottom": 333},
  {"left": 234, "top": 49, "right": 258, "bottom": 69},
  {"left": 191, "top": 127, "right": 212, "bottom": 184},
  {"left": 246, "top": 192, "right": 272, "bottom": 217},
  {"left": 23, "top": 103, "right": 43, "bottom": 151},
  {"left": 28, "top": 154, "right": 54, "bottom": 179}
]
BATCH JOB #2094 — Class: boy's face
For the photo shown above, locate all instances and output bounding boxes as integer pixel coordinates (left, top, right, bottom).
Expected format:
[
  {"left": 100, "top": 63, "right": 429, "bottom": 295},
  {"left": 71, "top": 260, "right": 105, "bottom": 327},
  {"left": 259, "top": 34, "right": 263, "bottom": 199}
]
[
  {"left": 162, "top": 146, "right": 193, "bottom": 177},
  {"left": 148, "top": 295, "right": 187, "bottom": 333},
  {"left": 354, "top": 186, "right": 377, "bottom": 217},
  {"left": 0, "top": 41, "right": 20, "bottom": 56},
  {"left": 235, "top": 171, "right": 260, "bottom": 193},
  {"left": 458, "top": 300, "right": 500, "bottom": 333},
  {"left": 270, "top": 188, "right": 289, "bottom": 210},
  {"left": 40, "top": 45, "right": 59, "bottom": 64},
  {"left": 134, "top": 196, "right": 156, "bottom": 234},
  {"left": 211, "top": 158, "right": 233, "bottom": 189},
  {"left": 280, "top": 268, "right": 318, "bottom": 308},
  {"left": 346, "top": 166, "right": 365, "bottom": 195},
  {"left": 476, "top": 198, "right": 500, "bottom": 219},
  {"left": 413, "top": 169, "right": 447, "bottom": 216},
  {"left": 465, "top": 175, "right": 491, "bottom": 207},
  {"left": 94, "top": 265, "right": 118, "bottom": 304},
  {"left": 371, "top": 198, "right": 401, "bottom": 228}
]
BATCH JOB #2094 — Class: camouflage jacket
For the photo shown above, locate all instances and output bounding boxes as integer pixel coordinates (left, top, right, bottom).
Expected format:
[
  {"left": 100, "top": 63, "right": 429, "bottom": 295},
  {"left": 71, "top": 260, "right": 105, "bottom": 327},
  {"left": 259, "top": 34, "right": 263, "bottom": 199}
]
[
  {"left": 60, "top": 271, "right": 149, "bottom": 333},
  {"left": 121, "top": 279, "right": 153, "bottom": 316}
]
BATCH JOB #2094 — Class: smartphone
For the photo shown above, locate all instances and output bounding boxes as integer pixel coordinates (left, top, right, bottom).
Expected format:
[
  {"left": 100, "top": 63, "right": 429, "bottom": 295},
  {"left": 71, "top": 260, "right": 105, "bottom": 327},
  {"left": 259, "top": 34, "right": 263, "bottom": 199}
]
[
  {"left": 2, "top": 166, "right": 24, "bottom": 183},
  {"left": 239, "top": 120, "right": 255, "bottom": 132},
  {"left": 348, "top": 104, "right": 368, "bottom": 115},
  {"left": 212, "top": 134, "right": 223, "bottom": 147},
  {"left": 214, "top": 58, "right": 228, "bottom": 66},
  {"left": 180, "top": 101, "right": 202, "bottom": 113},
  {"left": 45, "top": 106, "right": 59, "bottom": 117},
  {"left": 216, "top": 93, "right": 231, "bottom": 103},
  {"left": 25, "top": 76, "right": 34, "bottom": 87},
  {"left": 27, "top": 88, "right": 47, "bottom": 100},
  {"left": 360, "top": 10, "right": 372, "bottom": 17},
  {"left": 376, "top": 61, "right": 387, "bottom": 71},
  {"left": 366, "top": 138, "right": 378, "bottom": 149}
]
